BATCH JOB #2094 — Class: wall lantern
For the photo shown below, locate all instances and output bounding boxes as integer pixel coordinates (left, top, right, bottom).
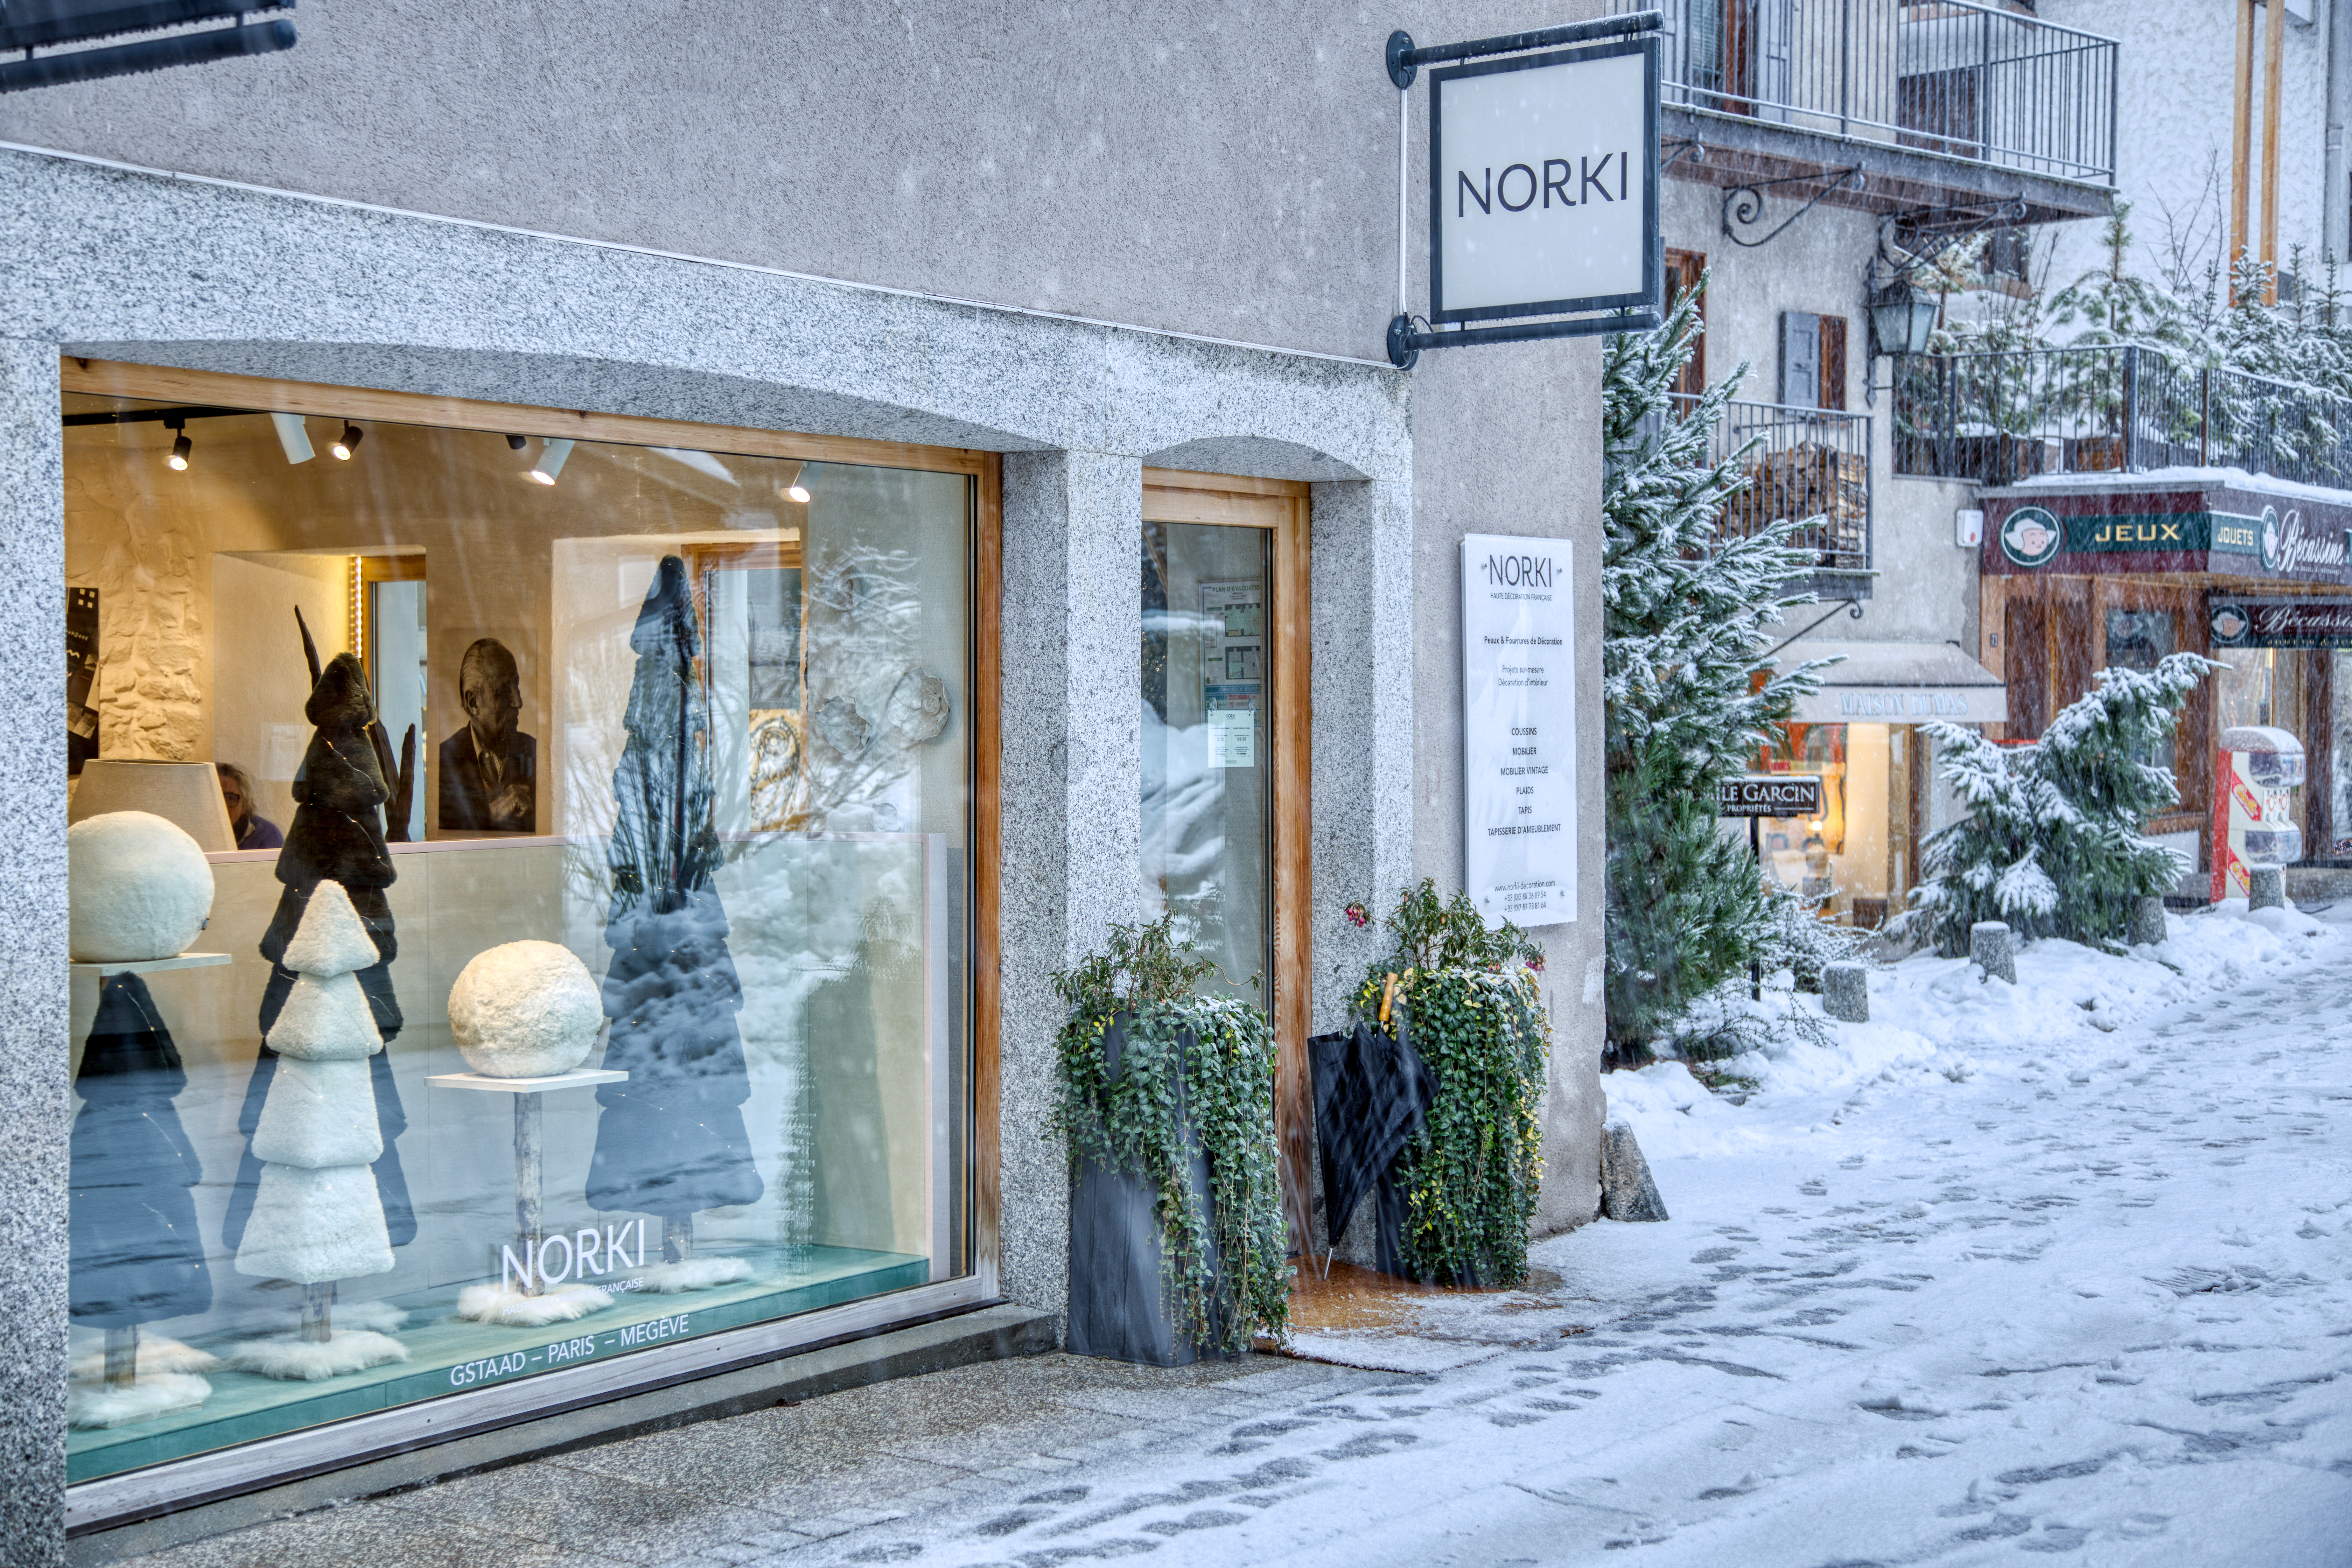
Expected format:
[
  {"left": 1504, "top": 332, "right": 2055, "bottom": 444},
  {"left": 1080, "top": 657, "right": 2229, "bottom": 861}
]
[{"left": 1867, "top": 277, "right": 1939, "bottom": 358}]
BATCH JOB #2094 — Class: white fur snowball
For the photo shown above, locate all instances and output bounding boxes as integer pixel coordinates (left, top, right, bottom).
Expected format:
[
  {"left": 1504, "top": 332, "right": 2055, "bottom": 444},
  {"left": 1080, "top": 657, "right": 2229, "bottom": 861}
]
[
  {"left": 69, "top": 811, "right": 215, "bottom": 963},
  {"left": 448, "top": 941, "right": 603, "bottom": 1078}
]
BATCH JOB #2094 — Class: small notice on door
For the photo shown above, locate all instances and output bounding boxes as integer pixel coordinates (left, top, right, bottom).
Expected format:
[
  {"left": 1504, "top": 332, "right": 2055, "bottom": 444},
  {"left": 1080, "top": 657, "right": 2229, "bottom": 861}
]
[
  {"left": 1201, "top": 580, "right": 1263, "bottom": 770},
  {"left": 1461, "top": 535, "right": 1576, "bottom": 924},
  {"left": 1206, "top": 708, "right": 1256, "bottom": 769}
]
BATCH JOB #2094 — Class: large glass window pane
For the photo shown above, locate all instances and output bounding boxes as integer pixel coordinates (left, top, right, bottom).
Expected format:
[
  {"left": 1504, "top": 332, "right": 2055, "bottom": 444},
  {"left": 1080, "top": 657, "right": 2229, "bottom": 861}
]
[
  {"left": 60, "top": 394, "right": 971, "bottom": 1481},
  {"left": 1140, "top": 520, "right": 1272, "bottom": 999}
]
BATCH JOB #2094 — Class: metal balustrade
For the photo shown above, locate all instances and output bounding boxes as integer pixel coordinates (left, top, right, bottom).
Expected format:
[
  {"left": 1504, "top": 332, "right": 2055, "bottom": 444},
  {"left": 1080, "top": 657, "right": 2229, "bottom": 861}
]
[
  {"left": 1614, "top": 0, "right": 2118, "bottom": 184},
  {"left": 1674, "top": 393, "right": 1875, "bottom": 576},
  {"left": 1893, "top": 346, "right": 2352, "bottom": 490}
]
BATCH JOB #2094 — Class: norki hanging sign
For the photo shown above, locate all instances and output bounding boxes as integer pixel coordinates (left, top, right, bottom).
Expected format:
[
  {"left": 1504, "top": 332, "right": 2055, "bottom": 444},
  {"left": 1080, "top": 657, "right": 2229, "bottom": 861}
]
[{"left": 1385, "top": 11, "right": 1663, "bottom": 367}]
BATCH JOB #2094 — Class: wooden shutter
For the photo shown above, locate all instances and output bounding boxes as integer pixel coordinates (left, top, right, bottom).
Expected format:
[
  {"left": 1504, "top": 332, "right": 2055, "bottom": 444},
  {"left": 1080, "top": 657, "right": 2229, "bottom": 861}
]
[
  {"left": 1665, "top": 249, "right": 1708, "bottom": 399},
  {"left": 1818, "top": 316, "right": 1848, "bottom": 411}
]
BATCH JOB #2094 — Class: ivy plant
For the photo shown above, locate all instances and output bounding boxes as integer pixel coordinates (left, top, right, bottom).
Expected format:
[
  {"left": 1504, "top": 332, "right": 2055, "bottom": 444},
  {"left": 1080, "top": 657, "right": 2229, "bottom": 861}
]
[
  {"left": 1354, "top": 881, "right": 1549, "bottom": 1288},
  {"left": 1049, "top": 918, "right": 1289, "bottom": 1354}
]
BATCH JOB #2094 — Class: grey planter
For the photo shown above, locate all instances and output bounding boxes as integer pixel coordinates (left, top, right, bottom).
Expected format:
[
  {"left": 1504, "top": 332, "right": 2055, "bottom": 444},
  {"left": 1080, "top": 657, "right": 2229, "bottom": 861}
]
[{"left": 1064, "top": 1014, "right": 1231, "bottom": 1366}]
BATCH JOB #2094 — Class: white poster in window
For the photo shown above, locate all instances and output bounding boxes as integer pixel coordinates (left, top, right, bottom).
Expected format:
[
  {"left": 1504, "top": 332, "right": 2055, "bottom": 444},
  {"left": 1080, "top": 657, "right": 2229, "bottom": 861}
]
[
  {"left": 1462, "top": 535, "right": 1576, "bottom": 924},
  {"left": 1201, "top": 580, "right": 1263, "bottom": 770}
]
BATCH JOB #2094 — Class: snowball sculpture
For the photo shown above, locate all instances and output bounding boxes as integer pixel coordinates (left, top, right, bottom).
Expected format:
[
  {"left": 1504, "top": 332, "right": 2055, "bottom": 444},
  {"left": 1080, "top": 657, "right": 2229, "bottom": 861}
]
[
  {"left": 68, "top": 811, "right": 214, "bottom": 962},
  {"left": 449, "top": 940, "right": 603, "bottom": 1078}
]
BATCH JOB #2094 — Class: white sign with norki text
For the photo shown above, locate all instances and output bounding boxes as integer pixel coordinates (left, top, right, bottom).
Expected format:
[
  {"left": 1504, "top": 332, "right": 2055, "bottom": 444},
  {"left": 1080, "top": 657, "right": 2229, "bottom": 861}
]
[
  {"left": 1463, "top": 534, "right": 1576, "bottom": 925},
  {"left": 1432, "top": 39, "right": 1656, "bottom": 321}
]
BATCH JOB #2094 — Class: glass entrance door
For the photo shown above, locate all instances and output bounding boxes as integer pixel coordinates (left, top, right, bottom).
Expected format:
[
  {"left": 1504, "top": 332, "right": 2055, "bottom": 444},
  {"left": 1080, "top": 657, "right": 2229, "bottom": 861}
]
[{"left": 1141, "top": 519, "right": 1273, "bottom": 999}]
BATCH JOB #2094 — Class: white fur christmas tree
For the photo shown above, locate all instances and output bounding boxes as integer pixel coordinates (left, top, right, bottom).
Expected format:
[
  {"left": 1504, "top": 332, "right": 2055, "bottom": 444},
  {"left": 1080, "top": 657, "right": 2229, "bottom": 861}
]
[{"left": 232, "top": 882, "right": 408, "bottom": 1379}]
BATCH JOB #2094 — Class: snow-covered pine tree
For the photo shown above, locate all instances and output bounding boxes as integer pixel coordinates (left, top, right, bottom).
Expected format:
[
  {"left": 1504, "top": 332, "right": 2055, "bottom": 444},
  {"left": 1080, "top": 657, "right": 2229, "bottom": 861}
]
[
  {"left": 1602, "top": 275, "right": 1826, "bottom": 1063},
  {"left": 1899, "top": 653, "right": 2213, "bottom": 955}
]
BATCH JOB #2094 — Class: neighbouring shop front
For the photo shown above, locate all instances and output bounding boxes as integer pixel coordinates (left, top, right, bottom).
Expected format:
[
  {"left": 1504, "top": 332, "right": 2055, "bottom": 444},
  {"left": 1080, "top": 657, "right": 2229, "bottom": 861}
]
[
  {"left": 1981, "top": 477, "right": 2352, "bottom": 890},
  {"left": 1749, "top": 640, "right": 2007, "bottom": 929}
]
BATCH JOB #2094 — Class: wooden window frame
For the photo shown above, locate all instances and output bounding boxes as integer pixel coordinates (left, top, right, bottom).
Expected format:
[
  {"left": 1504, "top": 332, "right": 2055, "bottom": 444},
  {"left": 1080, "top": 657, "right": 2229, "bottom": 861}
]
[
  {"left": 1140, "top": 467, "right": 1313, "bottom": 1239},
  {"left": 59, "top": 356, "right": 1008, "bottom": 1298}
]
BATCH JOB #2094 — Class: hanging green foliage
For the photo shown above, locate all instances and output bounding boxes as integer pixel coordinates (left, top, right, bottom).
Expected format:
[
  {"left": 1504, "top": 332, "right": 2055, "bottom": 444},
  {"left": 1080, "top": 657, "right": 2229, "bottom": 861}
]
[
  {"left": 1354, "top": 882, "right": 1549, "bottom": 1288},
  {"left": 1049, "top": 918, "right": 1288, "bottom": 1354}
]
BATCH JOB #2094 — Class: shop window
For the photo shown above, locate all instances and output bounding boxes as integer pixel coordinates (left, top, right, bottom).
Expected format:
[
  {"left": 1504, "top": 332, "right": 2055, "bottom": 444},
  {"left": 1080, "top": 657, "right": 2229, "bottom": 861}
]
[
  {"left": 2105, "top": 607, "right": 2179, "bottom": 776},
  {"left": 59, "top": 370, "right": 978, "bottom": 1484},
  {"left": 1759, "top": 721, "right": 1916, "bottom": 928}
]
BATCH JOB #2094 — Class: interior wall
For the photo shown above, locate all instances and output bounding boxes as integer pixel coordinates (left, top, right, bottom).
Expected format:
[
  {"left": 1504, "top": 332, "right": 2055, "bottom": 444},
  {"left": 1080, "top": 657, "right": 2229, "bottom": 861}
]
[{"left": 210, "top": 553, "right": 346, "bottom": 831}]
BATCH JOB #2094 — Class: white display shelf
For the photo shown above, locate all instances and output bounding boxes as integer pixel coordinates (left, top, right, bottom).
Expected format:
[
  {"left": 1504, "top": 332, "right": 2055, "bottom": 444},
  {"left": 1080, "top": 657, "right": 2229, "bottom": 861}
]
[
  {"left": 69, "top": 952, "right": 232, "bottom": 977},
  {"left": 425, "top": 1068, "right": 626, "bottom": 1094}
]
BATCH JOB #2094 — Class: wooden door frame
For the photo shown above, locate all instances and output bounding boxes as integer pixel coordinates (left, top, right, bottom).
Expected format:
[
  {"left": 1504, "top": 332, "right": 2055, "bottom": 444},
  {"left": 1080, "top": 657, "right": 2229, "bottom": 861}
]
[{"left": 1140, "top": 467, "right": 1313, "bottom": 1244}]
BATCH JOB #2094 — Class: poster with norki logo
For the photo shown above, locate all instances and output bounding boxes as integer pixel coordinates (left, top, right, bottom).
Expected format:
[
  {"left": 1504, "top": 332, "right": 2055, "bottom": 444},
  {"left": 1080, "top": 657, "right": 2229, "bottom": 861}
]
[{"left": 1461, "top": 534, "right": 1576, "bottom": 924}]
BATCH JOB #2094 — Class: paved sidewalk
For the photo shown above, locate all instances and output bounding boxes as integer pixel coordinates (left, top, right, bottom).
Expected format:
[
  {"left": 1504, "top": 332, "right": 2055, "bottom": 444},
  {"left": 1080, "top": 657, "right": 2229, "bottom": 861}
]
[{"left": 112, "top": 1350, "right": 1405, "bottom": 1568}]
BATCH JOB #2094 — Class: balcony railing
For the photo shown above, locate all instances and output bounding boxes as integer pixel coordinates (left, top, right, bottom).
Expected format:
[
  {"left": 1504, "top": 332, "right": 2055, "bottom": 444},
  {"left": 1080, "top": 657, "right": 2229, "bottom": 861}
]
[
  {"left": 1616, "top": 0, "right": 2118, "bottom": 184},
  {"left": 1676, "top": 394, "right": 1874, "bottom": 580},
  {"left": 1894, "top": 346, "right": 2352, "bottom": 490}
]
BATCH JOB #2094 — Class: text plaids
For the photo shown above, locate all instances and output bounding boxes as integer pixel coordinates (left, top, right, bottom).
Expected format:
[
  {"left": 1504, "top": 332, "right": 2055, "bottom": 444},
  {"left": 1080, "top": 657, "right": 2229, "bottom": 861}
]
[
  {"left": 1462, "top": 534, "right": 1576, "bottom": 924},
  {"left": 1718, "top": 775, "right": 1823, "bottom": 819},
  {"left": 1432, "top": 38, "right": 1657, "bottom": 322}
]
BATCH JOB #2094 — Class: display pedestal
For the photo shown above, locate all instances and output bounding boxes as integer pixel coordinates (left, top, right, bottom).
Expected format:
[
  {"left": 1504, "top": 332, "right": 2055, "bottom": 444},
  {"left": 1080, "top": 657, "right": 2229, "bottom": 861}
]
[
  {"left": 428, "top": 1068, "right": 624, "bottom": 1325},
  {"left": 70, "top": 952, "right": 230, "bottom": 978}
]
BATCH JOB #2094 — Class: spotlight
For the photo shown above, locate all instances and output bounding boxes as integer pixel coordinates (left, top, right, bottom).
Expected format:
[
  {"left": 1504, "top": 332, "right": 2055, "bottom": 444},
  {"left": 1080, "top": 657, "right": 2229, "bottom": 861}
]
[
  {"left": 505, "top": 434, "right": 527, "bottom": 451},
  {"left": 330, "top": 422, "right": 364, "bottom": 461},
  {"left": 167, "top": 429, "right": 191, "bottom": 471},
  {"left": 270, "top": 412, "right": 315, "bottom": 464},
  {"left": 528, "top": 438, "right": 574, "bottom": 485},
  {"left": 786, "top": 483, "right": 811, "bottom": 504}
]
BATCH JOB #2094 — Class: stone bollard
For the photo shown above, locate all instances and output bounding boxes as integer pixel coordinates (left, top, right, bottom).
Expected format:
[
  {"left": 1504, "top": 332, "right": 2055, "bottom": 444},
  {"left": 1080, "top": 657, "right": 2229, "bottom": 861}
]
[
  {"left": 1822, "top": 961, "right": 1870, "bottom": 1023},
  {"left": 2249, "top": 865, "right": 2286, "bottom": 911},
  {"left": 1970, "top": 920, "right": 2017, "bottom": 985},
  {"left": 2129, "top": 895, "right": 2169, "bottom": 947},
  {"left": 1600, "top": 1118, "right": 1669, "bottom": 1222}
]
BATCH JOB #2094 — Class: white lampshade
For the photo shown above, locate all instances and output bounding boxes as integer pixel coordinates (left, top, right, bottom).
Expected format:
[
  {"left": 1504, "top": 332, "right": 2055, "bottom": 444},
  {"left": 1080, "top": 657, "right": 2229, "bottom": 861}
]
[{"left": 69, "top": 760, "right": 238, "bottom": 853}]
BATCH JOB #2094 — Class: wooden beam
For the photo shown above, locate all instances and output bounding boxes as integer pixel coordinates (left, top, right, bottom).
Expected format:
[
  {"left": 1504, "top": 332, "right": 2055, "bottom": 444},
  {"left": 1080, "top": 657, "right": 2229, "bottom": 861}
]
[
  {"left": 2234, "top": 0, "right": 2258, "bottom": 294},
  {"left": 2263, "top": 0, "right": 2287, "bottom": 299}
]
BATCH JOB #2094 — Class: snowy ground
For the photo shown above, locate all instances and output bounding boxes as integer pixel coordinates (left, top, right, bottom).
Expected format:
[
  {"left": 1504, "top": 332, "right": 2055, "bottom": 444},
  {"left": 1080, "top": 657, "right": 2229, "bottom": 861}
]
[
  {"left": 793, "top": 903, "right": 2352, "bottom": 1567},
  {"left": 127, "top": 904, "right": 2352, "bottom": 1567}
]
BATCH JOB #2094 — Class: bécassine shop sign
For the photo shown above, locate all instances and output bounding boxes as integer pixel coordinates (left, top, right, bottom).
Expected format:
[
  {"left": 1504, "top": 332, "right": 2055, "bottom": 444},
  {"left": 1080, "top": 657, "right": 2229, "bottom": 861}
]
[{"left": 1983, "top": 488, "right": 2352, "bottom": 583}]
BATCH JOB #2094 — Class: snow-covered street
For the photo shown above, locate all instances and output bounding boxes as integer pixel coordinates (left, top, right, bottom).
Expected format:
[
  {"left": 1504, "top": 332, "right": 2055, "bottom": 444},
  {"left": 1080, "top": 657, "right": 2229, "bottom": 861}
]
[
  {"left": 126, "top": 904, "right": 2352, "bottom": 1568},
  {"left": 788, "top": 904, "right": 2352, "bottom": 1567}
]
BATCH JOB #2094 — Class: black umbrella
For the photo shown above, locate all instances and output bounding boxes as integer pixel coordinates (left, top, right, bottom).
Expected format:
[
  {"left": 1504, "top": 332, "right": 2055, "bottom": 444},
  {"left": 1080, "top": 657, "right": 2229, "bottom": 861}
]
[{"left": 1308, "top": 1019, "right": 1434, "bottom": 1274}]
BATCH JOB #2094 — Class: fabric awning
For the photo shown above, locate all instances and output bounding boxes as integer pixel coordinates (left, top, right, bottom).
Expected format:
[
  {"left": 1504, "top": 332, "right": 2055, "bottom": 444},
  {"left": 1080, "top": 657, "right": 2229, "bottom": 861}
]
[{"left": 1774, "top": 639, "right": 2007, "bottom": 725}]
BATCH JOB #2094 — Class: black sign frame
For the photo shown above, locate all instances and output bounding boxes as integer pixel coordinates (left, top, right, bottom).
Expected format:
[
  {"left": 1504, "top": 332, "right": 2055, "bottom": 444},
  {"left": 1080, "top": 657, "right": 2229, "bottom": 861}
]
[
  {"left": 1427, "top": 36, "right": 1663, "bottom": 328},
  {"left": 1718, "top": 775, "right": 1823, "bottom": 818}
]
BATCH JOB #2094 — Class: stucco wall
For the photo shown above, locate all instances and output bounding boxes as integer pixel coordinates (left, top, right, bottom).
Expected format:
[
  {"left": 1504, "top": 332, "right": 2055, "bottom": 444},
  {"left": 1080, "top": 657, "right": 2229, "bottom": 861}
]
[
  {"left": 0, "top": 0, "right": 1601, "bottom": 364},
  {"left": 2041, "top": 0, "right": 2331, "bottom": 293},
  {"left": 1408, "top": 339, "right": 1610, "bottom": 1235},
  {"left": 1661, "top": 178, "right": 1981, "bottom": 653}
]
